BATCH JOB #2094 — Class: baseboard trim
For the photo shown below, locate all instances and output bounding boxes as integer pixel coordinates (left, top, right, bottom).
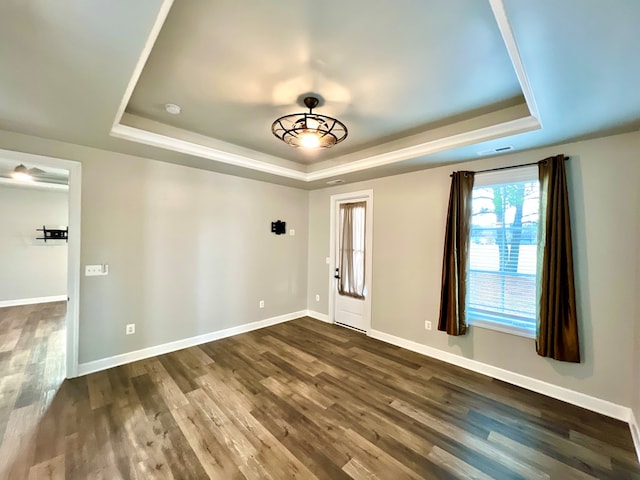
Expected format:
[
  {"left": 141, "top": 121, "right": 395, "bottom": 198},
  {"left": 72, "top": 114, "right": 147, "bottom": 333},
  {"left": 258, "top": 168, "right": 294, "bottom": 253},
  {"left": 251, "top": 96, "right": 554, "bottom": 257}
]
[
  {"left": 368, "top": 329, "right": 630, "bottom": 422},
  {"left": 77, "top": 310, "right": 306, "bottom": 376},
  {"left": 630, "top": 410, "right": 640, "bottom": 463},
  {"left": 305, "top": 310, "right": 331, "bottom": 323},
  {"left": 0, "top": 295, "right": 67, "bottom": 308}
]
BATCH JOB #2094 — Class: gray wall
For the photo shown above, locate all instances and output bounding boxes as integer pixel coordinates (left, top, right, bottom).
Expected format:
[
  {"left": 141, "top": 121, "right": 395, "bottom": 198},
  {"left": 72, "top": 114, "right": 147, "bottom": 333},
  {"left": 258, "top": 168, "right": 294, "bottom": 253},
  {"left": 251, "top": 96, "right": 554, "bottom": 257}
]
[
  {"left": 1, "top": 127, "right": 639, "bottom": 410},
  {"left": 308, "top": 131, "right": 640, "bottom": 407},
  {"left": 0, "top": 130, "right": 309, "bottom": 364},
  {"left": 0, "top": 184, "right": 68, "bottom": 302}
]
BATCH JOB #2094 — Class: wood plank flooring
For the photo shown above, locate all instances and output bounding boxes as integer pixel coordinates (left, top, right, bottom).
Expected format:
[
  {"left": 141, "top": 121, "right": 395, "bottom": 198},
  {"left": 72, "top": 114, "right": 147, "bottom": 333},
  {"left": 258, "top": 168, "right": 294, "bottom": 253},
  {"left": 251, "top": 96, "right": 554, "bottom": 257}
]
[
  {"left": 0, "top": 303, "right": 638, "bottom": 479},
  {"left": 0, "top": 301, "right": 66, "bottom": 479}
]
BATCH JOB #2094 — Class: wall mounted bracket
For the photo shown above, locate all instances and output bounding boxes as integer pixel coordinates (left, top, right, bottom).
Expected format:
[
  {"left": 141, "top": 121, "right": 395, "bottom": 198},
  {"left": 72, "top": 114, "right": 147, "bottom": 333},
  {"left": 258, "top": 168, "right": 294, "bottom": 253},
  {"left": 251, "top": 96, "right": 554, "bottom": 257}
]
[{"left": 271, "top": 220, "right": 286, "bottom": 235}]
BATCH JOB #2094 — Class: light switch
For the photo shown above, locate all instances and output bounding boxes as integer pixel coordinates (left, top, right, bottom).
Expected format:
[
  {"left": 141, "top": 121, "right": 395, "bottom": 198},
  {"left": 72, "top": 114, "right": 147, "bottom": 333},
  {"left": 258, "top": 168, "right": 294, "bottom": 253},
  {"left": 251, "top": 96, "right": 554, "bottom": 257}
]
[
  {"left": 85, "top": 264, "right": 109, "bottom": 276},
  {"left": 289, "top": 229, "right": 295, "bottom": 236}
]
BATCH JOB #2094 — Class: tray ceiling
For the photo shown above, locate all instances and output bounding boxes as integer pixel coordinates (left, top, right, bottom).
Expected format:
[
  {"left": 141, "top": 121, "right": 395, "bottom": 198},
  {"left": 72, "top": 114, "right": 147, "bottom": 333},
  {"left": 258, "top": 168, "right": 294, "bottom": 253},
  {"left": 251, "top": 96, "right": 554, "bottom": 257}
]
[
  {"left": 112, "top": 0, "right": 542, "bottom": 183},
  {"left": 126, "top": 0, "right": 524, "bottom": 163}
]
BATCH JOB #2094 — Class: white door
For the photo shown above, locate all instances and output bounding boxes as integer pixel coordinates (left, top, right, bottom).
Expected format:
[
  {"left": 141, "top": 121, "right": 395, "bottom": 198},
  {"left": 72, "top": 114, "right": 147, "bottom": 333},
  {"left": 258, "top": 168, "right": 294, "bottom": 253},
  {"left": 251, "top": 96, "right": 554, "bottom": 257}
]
[{"left": 330, "top": 191, "right": 373, "bottom": 332}]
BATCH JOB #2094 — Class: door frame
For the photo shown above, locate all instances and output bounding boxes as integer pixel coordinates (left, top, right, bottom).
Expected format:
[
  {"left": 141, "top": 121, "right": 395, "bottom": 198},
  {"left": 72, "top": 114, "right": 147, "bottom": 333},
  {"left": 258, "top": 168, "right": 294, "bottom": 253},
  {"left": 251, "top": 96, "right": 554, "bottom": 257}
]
[
  {"left": 328, "top": 189, "right": 373, "bottom": 332},
  {"left": 0, "top": 148, "right": 82, "bottom": 378}
]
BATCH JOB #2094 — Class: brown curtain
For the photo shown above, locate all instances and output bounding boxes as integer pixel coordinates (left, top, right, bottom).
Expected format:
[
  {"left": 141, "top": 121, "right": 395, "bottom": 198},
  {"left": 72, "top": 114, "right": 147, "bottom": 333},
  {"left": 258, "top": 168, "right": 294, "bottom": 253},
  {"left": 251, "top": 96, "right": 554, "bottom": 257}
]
[
  {"left": 536, "top": 155, "right": 580, "bottom": 362},
  {"left": 338, "top": 201, "right": 366, "bottom": 299},
  {"left": 438, "top": 171, "right": 474, "bottom": 335}
]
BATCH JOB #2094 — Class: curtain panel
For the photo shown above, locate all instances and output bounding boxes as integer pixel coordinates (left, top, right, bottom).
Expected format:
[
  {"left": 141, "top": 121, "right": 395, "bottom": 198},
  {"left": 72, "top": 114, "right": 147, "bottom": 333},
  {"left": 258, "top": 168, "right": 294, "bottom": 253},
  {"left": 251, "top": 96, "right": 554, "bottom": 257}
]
[
  {"left": 338, "top": 201, "right": 366, "bottom": 299},
  {"left": 536, "top": 155, "right": 580, "bottom": 362},
  {"left": 438, "top": 171, "right": 475, "bottom": 335}
]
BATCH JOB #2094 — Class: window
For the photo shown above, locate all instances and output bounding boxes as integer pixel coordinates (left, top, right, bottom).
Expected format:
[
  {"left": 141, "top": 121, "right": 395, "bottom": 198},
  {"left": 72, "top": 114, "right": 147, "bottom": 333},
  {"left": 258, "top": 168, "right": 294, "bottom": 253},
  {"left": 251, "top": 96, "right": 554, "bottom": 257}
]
[{"left": 468, "top": 166, "right": 539, "bottom": 338}]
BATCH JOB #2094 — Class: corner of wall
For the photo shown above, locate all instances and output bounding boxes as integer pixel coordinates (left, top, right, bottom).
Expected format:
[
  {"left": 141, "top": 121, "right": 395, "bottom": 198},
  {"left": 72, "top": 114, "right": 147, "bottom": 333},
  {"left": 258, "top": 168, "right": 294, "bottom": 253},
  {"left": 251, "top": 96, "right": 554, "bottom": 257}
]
[
  {"left": 368, "top": 328, "right": 631, "bottom": 422},
  {"left": 630, "top": 410, "right": 640, "bottom": 463}
]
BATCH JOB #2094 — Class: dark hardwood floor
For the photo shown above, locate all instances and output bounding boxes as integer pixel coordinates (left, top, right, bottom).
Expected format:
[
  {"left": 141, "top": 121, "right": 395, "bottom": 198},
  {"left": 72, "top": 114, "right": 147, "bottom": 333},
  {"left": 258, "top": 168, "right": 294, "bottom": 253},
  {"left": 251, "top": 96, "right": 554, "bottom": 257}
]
[{"left": 0, "top": 303, "right": 638, "bottom": 479}]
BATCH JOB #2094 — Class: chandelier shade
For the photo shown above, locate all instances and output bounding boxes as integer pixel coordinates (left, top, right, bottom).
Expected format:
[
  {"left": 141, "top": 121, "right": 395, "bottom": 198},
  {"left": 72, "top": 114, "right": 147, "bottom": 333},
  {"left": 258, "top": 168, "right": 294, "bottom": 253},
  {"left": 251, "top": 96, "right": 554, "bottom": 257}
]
[{"left": 271, "top": 96, "right": 348, "bottom": 149}]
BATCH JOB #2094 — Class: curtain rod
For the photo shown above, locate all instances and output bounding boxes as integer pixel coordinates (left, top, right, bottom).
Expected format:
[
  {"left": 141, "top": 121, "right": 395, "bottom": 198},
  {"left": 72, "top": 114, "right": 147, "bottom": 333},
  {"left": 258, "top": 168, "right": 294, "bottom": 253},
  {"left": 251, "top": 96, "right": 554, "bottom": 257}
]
[{"left": 450, "top": 156, "right": 569, "bottom": 177}]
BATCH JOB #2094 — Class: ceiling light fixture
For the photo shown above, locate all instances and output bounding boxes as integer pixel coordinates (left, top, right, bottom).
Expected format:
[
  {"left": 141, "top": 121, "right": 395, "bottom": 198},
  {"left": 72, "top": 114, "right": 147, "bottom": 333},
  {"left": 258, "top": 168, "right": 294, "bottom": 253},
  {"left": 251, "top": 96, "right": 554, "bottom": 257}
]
[
  {"left": 271, "top": 96, "right": 347, "bottom": 149},
  {"left": 10, "top": 164, "right": 35, "bottom": 182}
]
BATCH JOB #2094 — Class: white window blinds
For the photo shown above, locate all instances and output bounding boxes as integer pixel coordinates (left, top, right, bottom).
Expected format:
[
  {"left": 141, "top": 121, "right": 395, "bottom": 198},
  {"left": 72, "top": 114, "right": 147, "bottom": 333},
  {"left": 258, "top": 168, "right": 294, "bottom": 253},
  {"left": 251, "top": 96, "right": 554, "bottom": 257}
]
[{"left": 468, "top": 166, "right": 540, "bottom": 336}]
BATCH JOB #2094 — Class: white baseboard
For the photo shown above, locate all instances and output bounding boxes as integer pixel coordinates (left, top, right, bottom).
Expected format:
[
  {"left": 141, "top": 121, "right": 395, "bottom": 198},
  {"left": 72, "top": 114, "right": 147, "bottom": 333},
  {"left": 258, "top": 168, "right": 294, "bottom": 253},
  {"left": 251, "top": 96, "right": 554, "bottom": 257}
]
[
  {"left": 368, "top": 329, "right": 630, "bottom": 422},
  {"left": 0, "top": 295, "right": 67, "bottom": 308},
  {"left": 77, "top": 310, "right": 306, "bottom": 376},
  {"left": 305, "top": 310, "right": 331, "bottom": 323},
  {"left": 630, "top": 410, "right": 640, "bottom": 463}
]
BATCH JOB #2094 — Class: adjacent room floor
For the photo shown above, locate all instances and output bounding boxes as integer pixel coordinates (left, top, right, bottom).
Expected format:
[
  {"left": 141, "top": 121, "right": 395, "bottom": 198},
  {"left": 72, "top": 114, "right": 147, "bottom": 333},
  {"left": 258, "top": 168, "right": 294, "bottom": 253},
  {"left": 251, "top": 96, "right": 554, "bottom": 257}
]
[
  {"left": 0, "top": 305, "right": 638, "bottom": 479},
  {"left": 0, "top": 301, "right": 67, "bottom": 478}
]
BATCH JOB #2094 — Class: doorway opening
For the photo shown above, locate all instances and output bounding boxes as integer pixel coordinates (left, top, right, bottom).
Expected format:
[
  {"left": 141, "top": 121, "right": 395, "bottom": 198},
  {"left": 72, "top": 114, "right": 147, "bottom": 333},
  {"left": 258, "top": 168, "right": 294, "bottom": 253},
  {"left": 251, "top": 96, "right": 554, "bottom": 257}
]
[
  {"left": 0, "top": 149, "right": 81, "bottom": 378},
  {"left": 329, "top": 190, "right": 373, "bottom": 333}
]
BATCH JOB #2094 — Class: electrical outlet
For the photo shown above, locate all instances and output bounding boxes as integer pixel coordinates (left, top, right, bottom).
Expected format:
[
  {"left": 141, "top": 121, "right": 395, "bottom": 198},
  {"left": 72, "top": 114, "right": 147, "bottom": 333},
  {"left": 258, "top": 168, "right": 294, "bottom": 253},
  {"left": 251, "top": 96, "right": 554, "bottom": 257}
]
[
  {"left": 425, "top": 320, "right": 432, "bottom": 330},
  {"left": 126, "top": 323, "right": 135, "bottom": 335},
  {"left": 315, "top": 294, "right": 320, "bottom": 302},
  {"left": 259, "top": 300, "right": 264, "bottom": 308},
  {"left": 289, "top": 229, "right": 295, "bottom": 236}
]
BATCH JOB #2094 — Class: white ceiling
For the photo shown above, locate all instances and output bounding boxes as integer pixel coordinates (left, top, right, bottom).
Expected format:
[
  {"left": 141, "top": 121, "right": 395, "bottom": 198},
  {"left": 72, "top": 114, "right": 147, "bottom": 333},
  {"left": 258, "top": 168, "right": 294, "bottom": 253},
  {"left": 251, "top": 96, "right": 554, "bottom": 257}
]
[{"left": 0, "top": 0, "right": 639, "bottom": 189}]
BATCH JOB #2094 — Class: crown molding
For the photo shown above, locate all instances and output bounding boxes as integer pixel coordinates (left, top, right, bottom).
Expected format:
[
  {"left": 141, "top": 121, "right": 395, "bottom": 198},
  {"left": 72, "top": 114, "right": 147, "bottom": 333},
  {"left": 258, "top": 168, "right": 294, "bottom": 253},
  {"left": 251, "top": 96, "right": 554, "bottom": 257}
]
[
  {"left": 113, "top": 115, "right": 539, "bottom": 183},
  {"left": 111, "top": 123, "right": 308, "bottom": 181},
  {"left": 0, "top": 177, "right": 69, "bottom": 191},
  {"left": 111, "top": 0, "right": 175, "bottom": 131},
  {"left": 304, "top": 115, "right": 540, "bottom": 181},
  {"left": 110, "top": 0, "right": 542, "bottom": 183},
  {"left": 489, "top": 0, "right": 541, "bottom": 123}
]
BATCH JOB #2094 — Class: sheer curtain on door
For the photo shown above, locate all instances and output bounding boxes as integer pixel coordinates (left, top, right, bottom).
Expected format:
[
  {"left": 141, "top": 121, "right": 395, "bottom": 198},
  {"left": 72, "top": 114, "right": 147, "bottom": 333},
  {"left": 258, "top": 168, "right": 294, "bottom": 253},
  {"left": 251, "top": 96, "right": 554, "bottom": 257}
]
[{"left": 338, "top": 201, "right": 366, "bottom": 299}]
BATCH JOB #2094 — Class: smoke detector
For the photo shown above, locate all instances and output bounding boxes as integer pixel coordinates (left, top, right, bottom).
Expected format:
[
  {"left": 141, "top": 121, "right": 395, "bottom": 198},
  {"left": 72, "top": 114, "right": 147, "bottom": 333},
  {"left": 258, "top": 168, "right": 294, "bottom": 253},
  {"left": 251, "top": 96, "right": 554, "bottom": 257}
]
[{"left": 165, "top": 103, "right": 182, "bottom": 115}]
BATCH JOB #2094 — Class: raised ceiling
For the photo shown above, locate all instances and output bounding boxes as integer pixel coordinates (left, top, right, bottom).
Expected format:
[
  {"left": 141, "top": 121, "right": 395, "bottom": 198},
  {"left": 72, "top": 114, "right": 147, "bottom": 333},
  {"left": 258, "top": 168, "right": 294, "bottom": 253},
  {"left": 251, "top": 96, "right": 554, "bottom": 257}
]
[
  {"left": 127, "top": 0, "right": 524, "bottom": 163},
  {"left": 1, "top": 0, "right": 639, "bottom": 189}
]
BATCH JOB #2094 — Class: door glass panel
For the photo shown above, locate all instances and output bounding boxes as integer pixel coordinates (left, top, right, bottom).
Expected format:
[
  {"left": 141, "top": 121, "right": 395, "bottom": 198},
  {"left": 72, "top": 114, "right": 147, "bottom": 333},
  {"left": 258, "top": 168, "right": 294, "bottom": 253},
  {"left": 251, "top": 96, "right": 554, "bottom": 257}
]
[{"left": 338, "top": 201, "right": 366, "bottom": 299}]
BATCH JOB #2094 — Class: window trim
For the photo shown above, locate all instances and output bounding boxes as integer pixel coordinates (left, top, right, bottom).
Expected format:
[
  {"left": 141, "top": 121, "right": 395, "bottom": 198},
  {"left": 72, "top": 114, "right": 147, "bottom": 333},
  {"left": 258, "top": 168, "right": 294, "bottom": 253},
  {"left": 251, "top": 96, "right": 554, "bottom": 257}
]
[
  {"left": 467, "top": 165, "right": 539, "bottom": 340},
  {"left": 468, "top": 318, "right": 535, "bottom": 339}
]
